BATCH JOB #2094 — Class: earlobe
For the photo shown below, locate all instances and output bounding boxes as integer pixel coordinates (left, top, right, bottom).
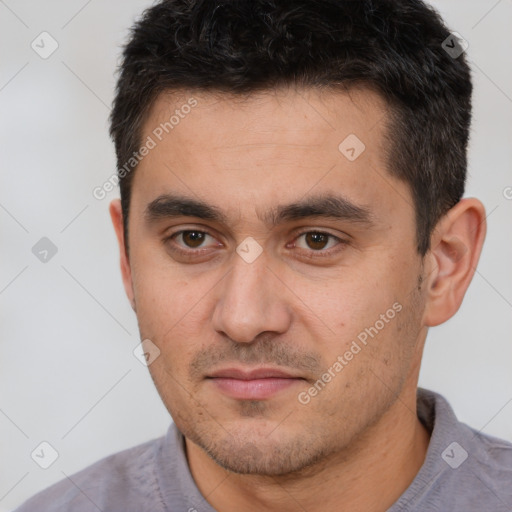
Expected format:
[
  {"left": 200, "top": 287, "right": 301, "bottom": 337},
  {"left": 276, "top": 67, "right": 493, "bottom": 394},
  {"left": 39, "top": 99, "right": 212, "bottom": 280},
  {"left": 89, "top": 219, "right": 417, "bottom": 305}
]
[
  {"left": 422, "top": 198, "right": 487, "bottom": 327},
  {"left": 109, "top": 199, "right": 136, "bottom": 308}
]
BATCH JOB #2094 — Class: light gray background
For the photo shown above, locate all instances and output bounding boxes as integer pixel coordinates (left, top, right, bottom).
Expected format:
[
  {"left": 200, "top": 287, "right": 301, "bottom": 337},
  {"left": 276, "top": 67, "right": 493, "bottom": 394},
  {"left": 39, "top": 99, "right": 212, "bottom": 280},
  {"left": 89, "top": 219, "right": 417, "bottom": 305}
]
[{"left": 1, "top": 1, "right": 511, "bottom": 510}]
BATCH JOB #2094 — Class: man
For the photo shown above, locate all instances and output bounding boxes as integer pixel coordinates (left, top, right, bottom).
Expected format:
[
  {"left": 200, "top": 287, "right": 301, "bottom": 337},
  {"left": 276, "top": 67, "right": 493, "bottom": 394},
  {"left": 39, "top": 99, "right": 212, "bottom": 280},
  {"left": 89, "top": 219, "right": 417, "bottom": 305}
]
[{"left": 16, "top": 0, "right": 512, "bottom": 511}]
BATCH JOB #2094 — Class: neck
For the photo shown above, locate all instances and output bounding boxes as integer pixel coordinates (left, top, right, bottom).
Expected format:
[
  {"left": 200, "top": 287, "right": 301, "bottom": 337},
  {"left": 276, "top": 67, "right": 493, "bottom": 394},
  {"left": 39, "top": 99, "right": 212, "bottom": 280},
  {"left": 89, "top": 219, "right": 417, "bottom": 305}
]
[{"left": 185, "top": 384, "right": 431, "bottom": 512}]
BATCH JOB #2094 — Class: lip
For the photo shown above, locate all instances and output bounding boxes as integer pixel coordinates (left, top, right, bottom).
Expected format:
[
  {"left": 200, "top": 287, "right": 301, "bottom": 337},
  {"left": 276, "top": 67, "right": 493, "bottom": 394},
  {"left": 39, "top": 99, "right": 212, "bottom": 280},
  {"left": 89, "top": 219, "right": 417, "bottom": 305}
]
[
  {"left": 206, "top": 367, "right": 305, "bottom": 400},
  {"left": 208, "top": 367, "right": 299, "bottom": 380}
]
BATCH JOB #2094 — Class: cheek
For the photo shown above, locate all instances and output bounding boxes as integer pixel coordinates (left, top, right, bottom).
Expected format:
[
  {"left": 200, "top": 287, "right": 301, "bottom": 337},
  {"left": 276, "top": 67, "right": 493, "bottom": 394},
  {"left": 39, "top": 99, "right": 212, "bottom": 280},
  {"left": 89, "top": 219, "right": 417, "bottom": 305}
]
[
  {"left": 302, "top": 274, "right": 401, "bottom": 344},
  {"left": 298, "top": 271, "right": 418, "bottom": 398},
  {"left": 131, "top": 258, "right": 215, "bottom": 368},
  {"left": 131, "top": 249, "right": 197, "bottom": 333}
]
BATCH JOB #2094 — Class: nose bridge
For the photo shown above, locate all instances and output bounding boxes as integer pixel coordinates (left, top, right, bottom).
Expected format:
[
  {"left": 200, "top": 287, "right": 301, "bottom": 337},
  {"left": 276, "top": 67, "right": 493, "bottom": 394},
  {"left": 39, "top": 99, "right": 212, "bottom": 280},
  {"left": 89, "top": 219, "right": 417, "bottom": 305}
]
[{"left": 212, "top": 250, "right": 290, "bottom": 343}]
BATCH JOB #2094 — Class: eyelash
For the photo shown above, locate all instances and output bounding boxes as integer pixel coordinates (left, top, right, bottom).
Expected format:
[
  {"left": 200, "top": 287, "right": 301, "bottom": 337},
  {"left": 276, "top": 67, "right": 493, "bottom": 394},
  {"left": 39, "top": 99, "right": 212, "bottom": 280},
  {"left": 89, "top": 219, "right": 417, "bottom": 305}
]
[{"left": 164, "top": 229, "right": 347, "bottom": 259}]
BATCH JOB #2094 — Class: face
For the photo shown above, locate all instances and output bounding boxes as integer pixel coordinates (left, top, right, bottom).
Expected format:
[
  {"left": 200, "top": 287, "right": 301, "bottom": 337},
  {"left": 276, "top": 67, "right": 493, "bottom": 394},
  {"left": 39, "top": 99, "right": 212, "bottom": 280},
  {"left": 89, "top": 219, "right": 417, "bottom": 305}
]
[{"left": 119, "top": 86, "right": 428, "bottom": 476}]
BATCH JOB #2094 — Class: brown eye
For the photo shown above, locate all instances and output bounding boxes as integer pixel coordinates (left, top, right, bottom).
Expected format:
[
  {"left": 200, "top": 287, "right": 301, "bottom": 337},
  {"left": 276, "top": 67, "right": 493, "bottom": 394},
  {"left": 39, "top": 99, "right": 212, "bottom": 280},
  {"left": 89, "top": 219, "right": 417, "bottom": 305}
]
[
  {"left": 166, "top": 230, "right": 218, "bottom": 253},
  {"left": 304, "top": 232, "right": 329, "bottom": 250},
  {"left": 180, "top": 231, "right": 207, "bottom": 248},
  {"left": 294, "top": 231, "right": 340, "bottom": 252},
  {"left": 164, "top": 229, "right": 221, "bottom": 260},
  {"left": 289, "top": 230, "right": 348, "bottom": 260}
]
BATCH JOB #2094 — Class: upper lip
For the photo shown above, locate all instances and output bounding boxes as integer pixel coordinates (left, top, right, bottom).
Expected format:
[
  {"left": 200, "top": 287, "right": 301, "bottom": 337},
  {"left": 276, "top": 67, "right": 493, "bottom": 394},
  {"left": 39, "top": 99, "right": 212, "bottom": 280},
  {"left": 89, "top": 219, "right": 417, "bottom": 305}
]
[{"left": 207, "top": 367, "right": 302, "bottom": 380}]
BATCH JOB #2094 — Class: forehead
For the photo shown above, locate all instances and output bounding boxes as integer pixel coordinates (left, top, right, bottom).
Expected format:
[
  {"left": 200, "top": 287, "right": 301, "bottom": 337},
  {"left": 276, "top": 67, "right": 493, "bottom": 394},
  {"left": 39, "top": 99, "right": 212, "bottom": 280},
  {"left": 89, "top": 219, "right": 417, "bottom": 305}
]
[
  {"left": 131, "top": 86, "right": 410, "bottom": 228},
  {"left": 144, "top": 85, "right": 389, "bottom": 150}
]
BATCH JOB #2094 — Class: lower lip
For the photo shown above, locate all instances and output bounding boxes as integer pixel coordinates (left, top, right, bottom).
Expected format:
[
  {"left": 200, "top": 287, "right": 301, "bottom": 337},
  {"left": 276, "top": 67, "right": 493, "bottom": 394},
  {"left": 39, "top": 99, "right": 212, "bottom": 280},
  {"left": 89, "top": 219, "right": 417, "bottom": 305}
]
[{"left": 209, "top": 377, "right": 302, "bottom": 400}]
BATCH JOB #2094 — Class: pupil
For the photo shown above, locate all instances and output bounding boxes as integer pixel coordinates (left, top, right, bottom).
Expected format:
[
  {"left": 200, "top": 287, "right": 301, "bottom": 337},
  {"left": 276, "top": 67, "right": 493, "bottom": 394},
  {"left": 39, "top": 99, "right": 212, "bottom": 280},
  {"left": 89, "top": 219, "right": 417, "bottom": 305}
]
[
  {"left": 306, "top": 233, "right": 327, "bottom": 250},
  {"left": 184, "top": 231, "right": 204, "bottom": 248}
]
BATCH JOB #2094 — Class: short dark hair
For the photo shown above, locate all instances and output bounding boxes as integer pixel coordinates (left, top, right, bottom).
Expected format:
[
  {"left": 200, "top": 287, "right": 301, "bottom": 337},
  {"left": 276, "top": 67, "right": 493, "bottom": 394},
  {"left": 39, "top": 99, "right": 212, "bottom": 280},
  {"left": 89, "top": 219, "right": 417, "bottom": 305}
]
[{"left": 109, "top": 0, "right": 472, "bottom": 256}]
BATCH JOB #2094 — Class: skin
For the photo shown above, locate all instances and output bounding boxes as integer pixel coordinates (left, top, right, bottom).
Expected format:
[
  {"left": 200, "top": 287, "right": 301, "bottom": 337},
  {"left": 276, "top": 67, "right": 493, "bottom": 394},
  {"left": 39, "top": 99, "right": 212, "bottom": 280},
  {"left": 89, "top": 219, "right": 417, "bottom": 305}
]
[{"left": 110, "top": 86, "right": 486, "bottom": 512}]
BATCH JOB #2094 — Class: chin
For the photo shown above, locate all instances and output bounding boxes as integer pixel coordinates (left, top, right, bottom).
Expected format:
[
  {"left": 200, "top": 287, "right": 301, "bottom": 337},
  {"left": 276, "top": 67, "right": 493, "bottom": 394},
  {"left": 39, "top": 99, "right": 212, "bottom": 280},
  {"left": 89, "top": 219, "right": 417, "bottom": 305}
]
[{"left": 185, "top": 419, "right": 332, "bottom": 476}]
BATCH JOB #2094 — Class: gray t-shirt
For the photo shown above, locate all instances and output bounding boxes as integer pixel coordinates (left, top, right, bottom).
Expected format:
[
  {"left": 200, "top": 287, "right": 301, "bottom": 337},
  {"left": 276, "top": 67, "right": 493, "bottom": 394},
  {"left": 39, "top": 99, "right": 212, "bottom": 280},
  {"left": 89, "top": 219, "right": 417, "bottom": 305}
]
[{"left": 15, "top": 388, "right": 512, "bottom": 511}]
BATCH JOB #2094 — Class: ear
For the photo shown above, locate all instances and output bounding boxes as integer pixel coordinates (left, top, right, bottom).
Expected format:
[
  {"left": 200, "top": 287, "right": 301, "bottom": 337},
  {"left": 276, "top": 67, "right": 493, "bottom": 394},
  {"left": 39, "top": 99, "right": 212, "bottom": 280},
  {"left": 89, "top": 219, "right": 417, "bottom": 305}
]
[
  {"left": 422, "top": 198, "right": 486, "bottom": 327},
  {"left": 109, "top": 199, "right": 136, "bottom": 311}
]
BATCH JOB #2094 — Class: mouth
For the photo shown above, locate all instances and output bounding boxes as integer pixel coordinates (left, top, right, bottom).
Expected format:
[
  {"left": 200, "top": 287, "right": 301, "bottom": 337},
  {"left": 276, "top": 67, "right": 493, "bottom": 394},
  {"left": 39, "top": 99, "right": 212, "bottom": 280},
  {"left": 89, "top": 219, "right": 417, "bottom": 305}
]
[{"left": 206, "top": 367, "right": 306, "bottom": 400}]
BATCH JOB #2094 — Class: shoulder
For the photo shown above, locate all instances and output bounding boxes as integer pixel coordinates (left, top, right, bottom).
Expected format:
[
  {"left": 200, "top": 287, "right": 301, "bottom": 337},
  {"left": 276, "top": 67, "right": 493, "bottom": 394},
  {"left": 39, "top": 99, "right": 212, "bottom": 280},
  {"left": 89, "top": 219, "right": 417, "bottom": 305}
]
[
  {"left": 428, "top": 387, "right": 512, "bottom": 476},
  {"left": 436, "top": 423, "right": 512, "bottom": 511},
  {"left": 398, "top": 389, "right": 512, "bottom": 511},
  {"left": 464, "top": 426, "right": 512, "bottom": 480},
  {"left": 15, "top": 434, "right": 167, "bottom": 512}
]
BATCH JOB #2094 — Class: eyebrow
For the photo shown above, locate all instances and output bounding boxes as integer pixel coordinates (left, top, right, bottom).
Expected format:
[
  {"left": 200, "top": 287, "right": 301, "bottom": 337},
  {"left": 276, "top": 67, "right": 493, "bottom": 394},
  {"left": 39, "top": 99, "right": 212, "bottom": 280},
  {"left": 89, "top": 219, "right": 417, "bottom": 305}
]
[{"left": 144, "top": 193, "right": 374, "bottom": 228}]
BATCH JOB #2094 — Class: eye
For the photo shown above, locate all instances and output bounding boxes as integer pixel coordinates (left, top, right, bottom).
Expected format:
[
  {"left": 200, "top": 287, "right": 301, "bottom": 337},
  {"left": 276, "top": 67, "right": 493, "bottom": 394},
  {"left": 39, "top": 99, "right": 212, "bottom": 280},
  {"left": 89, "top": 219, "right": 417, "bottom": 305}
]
[
  {"left": 290, "top": 231, "right": 346, "bottom": 258},
  {"left": 167, "top": 230, "right": 218, "bottom": 253},
  {"left": 164, "top": 229, "right": 347, "bottom": 260}
]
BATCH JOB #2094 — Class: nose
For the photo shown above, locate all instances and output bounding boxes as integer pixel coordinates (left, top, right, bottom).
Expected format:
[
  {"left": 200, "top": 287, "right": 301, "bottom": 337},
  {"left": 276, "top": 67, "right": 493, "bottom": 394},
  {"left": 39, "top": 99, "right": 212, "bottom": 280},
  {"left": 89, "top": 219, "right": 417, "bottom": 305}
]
[{"left": 211, "top": 251, "right": 292, "bottom": 344}]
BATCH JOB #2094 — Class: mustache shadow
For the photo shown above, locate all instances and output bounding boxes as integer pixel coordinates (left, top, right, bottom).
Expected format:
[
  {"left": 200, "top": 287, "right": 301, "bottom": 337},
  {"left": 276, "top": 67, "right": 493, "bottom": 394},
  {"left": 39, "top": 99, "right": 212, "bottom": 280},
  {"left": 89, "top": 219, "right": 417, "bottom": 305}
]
[{"left": 189, "top": 335, "right": 324, "bottom": 380}]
